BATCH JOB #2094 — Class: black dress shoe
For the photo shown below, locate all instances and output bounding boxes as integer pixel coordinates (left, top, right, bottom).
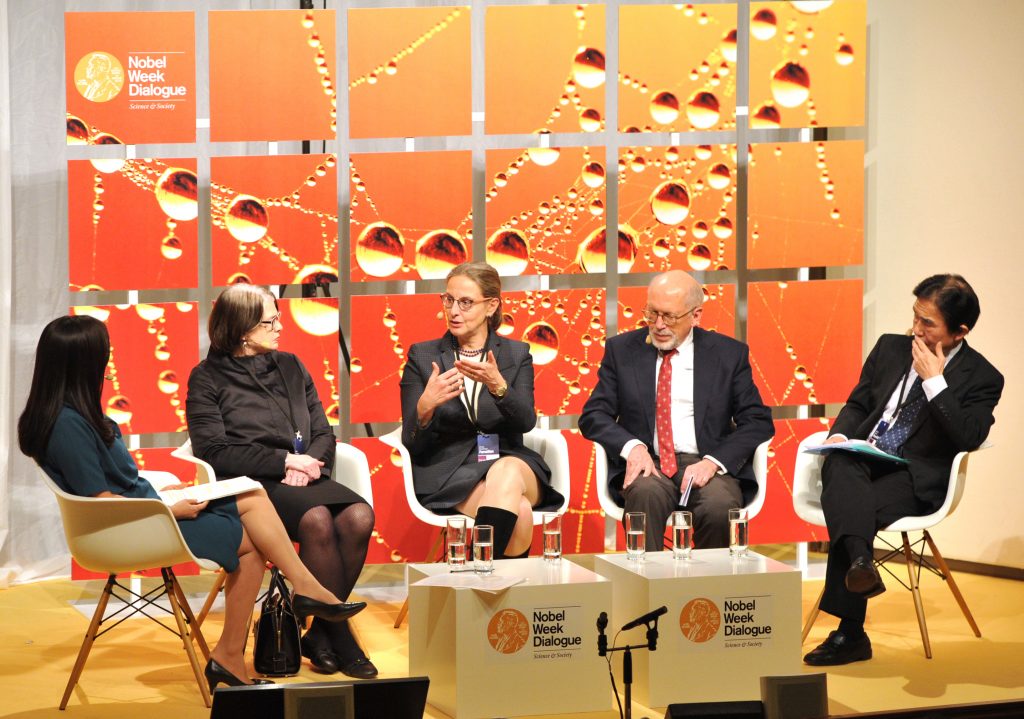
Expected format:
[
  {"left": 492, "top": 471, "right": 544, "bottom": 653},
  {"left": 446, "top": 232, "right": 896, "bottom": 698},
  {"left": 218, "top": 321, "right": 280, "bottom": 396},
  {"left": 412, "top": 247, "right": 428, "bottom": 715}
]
[
  {"left": 845, "top": 556, "right": 886, "bottom": 598},
  {"left": 803, "top": 630, "right": 872, "bottom": 666},
  {"left": 292, "top": 595, "right": 367, "bottom": 623},
  {"left": 340, "top": 656, "right": 379, "bottom": 679},
  {"left": 205, "top": 658, "right": 275, "bottom": 691},
  {"left": 301, "top": 636, "right": 340, "bottom": 674}
]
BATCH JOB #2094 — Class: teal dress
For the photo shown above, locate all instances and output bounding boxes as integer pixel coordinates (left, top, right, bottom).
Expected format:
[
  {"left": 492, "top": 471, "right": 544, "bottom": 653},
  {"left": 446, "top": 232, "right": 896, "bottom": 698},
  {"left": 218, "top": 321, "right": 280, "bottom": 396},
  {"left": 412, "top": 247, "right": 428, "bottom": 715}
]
[{"left": 42, "top": 407, "right": 243, "bottom": 571}]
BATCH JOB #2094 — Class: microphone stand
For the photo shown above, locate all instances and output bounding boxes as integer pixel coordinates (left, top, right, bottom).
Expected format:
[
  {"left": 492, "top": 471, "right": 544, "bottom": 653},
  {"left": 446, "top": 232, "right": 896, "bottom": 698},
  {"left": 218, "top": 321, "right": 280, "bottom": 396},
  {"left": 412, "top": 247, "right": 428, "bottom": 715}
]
[{"left": 598, "top": 615, "right": 661, "bottom": 719}]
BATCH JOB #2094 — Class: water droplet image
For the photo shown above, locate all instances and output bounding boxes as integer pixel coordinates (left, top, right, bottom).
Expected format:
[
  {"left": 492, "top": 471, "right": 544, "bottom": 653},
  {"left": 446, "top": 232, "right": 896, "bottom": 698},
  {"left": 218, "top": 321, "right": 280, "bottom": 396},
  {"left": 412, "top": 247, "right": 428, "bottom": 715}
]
[
  {"left": 650, "top": 181, "right": 691, "bottom": 226},
  {"left": 106, "top": 395, "right": 133, "bottom": 425},
  {"left": 650, "top": 91, "right": 680, "bottom": 125},
  {"left": 157, "top": 370, "right": 179, "bottom": 394},
  {"left": 415, "top": 230, "right": 467, "bottom": 279},
  {"left": 686, "top": 91, "right": 721, "bottom": 129},
  {"left": 572, "top": 47, "right": 606, "bottom": 89},
  {"left": 155, "top": 168, "right": 198, "bottom": 222},
  {"left": 577, "top": 225, "right": 638, "bottom": 273},
  {"left": 687, "top": 243, "right": 712, "bottom": 271},
  {"left": 523, "top": 321, "right": 559, "bottom": 365},
  {"left": 487, "top": 229, "right": 530, "bottom": 275},
  {"left": 751, "top": 8, "right": 777, "bottom": 41},
  {"left": 289, "top": 298, "right": 338, "bottom": 337},
  {"left": 771, "top": 62, "right": 811, "bottom": 108},
  {"left": 356, "top": 222, "right": 405, "bottom": 278},
  {"left": 582, "top": 161, "right": 606, "bottom": 188},
  {"left": 224, "top": 194, "right": 270, "bottom": 243},
  {"left": 751, "top": 103, "right": 782, "bottom": 129}
]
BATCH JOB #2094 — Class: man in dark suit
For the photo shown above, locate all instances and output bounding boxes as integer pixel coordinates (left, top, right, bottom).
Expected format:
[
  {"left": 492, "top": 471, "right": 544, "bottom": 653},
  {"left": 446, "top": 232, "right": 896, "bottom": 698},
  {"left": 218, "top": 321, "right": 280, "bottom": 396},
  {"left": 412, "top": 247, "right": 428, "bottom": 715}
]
[
  {"left": 579, "top": 271, "right": 774, "bottom": 550},
  {"left": 804, "top": 274, "right": 1004, "bottom": 666}
]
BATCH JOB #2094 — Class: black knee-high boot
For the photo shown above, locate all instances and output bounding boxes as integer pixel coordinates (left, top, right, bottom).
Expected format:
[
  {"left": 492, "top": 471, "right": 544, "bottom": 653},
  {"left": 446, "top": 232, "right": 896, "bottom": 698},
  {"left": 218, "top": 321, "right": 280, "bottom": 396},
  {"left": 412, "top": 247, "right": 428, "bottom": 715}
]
[{"left": 474, "top": 506, "right": 521, "bottom": 558}]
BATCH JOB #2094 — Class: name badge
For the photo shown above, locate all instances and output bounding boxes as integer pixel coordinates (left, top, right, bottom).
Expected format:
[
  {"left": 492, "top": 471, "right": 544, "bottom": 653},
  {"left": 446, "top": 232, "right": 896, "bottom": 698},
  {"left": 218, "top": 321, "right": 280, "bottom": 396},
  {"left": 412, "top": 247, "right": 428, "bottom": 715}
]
[
  {"left": 867, "top": 419, "right": 889, "bottom": 446},
  {"left": 293, "top": 431, "right": 306, "bottom": 454},
  {"left": 477, "top": 433, "right": 499, "bottom": 463}
]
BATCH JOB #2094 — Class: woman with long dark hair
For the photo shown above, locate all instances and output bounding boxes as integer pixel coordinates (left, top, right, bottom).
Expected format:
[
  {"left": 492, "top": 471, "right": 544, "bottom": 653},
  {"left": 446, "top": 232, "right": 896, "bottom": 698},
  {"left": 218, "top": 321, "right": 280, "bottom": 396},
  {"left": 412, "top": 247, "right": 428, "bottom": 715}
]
[
  {"left": 186, "top": 284, "right": 376, "bottom": 678},
  {"left": 399, "top": 262, "right": 563, "bottom": 558},
  {"left": 19, "top": 315, "right": 364, "bottom": 690}
]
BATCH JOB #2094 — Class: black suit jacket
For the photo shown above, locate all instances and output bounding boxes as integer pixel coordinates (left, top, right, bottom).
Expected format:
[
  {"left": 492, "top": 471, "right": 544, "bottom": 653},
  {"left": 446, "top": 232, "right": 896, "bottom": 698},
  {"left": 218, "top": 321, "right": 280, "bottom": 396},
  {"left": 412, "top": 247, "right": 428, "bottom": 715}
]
[
  {"left": 830, "top": 334, "right": 1003, "bottom": 510},
  {"left": 399, "top": 331, "right": 552, "bottom": 498},
  {"left": 579, "top": 327, "right": 774, "bottom": 499}
]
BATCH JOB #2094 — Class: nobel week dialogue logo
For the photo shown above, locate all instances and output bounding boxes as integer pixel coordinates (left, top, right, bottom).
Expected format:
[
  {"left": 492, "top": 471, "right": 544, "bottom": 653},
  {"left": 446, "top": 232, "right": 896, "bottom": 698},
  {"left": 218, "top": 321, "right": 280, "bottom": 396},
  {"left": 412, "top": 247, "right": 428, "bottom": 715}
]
[
  {"left": 679, "top": 595, "right": 774, "bottom": 648},
  {"left": 74, "top": 50, "right": 188, "bottom": 103},
  {"left": 486, "top": 606, "right": 585, "bottom": 660}
]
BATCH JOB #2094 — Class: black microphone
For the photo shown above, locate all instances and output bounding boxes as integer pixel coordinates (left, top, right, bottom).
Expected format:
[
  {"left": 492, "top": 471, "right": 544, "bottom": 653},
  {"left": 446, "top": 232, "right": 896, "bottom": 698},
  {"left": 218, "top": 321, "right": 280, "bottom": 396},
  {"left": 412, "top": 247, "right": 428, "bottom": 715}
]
[
  {"left": 596, "top": 611, "right": 608, "bottom": 656},
  {"left": 621, "top": 605, "right": 667, "bottom": 631}
]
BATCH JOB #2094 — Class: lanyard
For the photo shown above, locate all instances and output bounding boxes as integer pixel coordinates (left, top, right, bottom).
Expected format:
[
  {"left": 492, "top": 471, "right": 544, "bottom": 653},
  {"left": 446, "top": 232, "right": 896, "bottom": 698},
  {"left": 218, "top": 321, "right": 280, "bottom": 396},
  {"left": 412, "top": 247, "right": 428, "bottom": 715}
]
[
  {"left": 887, "top": 367, "right": 915, "bottom": 424},
  {"left": 456, "top": 335, "right": 490, "bottom": 429},
  {"left": 231, "top": 355, "right": 304, "bottom": 452}
]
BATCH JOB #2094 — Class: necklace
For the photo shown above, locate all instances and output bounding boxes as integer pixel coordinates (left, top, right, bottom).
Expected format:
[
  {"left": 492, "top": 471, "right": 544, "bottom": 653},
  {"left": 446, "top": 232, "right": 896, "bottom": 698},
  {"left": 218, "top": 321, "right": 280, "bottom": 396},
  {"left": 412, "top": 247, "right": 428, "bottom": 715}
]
[{"left": 452, "top": 338, "right": 485, "bottom": 356}]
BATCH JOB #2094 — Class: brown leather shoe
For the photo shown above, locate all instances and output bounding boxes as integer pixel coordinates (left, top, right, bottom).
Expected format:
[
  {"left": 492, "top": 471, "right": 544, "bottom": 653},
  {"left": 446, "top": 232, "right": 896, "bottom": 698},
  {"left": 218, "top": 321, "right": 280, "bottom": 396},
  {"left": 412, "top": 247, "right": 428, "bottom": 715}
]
[{"left": 803, "top": 630, "right": 872, "bottom": 666}]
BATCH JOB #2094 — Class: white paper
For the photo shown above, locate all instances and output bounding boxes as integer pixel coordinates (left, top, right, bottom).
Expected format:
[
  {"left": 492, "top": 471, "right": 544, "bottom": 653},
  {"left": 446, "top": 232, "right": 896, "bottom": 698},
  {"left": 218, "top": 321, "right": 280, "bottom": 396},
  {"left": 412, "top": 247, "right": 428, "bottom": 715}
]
[
  {"left": 411, "top": 572, "right": 526, "bottom": 594},
  {"left": 157, "top": 475, "right": 262, "bottom": 505}
]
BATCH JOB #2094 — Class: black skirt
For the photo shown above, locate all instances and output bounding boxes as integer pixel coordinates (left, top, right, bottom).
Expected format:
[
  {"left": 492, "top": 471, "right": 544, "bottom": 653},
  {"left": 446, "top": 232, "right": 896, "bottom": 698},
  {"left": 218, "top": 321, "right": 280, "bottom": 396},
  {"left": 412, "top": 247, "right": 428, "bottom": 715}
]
[{"left": 260, "top": 476, "right": 368, "bottom": 539}]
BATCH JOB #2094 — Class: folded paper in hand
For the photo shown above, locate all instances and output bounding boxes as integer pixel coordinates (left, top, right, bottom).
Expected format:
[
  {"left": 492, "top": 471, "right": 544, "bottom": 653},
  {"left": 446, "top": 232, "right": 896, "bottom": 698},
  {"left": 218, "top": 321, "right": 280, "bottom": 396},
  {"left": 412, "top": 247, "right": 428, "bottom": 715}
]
[
  {"left": 802, "top": 439, "right": 909, "bottom": 465},
  {"left": 157, "top": 476, "right": 262, "bottom": 505}
]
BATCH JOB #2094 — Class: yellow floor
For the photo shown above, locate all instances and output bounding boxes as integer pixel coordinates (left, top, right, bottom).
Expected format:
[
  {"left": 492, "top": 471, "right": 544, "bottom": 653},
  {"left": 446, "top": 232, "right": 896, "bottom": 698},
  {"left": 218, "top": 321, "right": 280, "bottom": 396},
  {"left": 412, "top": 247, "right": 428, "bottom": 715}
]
[{"left": 2, "top": 562, "right": 1022, "bottom": 718}]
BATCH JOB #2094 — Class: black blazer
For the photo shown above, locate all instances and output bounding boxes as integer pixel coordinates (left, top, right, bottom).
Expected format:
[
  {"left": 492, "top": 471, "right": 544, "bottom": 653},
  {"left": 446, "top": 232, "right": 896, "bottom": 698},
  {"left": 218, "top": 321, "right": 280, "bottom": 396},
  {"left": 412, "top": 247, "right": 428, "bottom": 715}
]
[
  {"left": 185, "top": 351, "right": 336, "bottom": 482},
  {"left": 830, "top": 334, "right": 1003, "bottom": 510},
  {"left": 399, "top": 331, "right": 552, "bottom": 499},
  {"left": 579, "top": 327, "right": 774, "bottom": 499}
]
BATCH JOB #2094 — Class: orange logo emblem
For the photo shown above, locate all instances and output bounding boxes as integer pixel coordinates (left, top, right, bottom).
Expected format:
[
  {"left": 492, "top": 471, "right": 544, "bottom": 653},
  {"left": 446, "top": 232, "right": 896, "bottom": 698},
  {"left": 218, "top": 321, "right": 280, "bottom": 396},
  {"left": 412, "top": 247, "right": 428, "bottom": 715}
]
[
  {"left": 487, "top": 608, "right": 529, "bottom": 654},
  {"left": 74, "top": 52, "right": 125, "bottom": 103},
  {"left": 679, "top": 598, "right": 721, "bottom": 643}
]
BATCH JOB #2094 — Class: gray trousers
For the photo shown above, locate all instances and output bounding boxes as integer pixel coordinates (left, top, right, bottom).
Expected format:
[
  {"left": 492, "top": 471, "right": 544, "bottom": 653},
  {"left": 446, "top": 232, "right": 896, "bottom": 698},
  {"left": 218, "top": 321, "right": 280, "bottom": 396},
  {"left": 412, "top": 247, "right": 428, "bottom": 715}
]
[{"left": 621, "top": 452, "right": 743, "bottom": 550}]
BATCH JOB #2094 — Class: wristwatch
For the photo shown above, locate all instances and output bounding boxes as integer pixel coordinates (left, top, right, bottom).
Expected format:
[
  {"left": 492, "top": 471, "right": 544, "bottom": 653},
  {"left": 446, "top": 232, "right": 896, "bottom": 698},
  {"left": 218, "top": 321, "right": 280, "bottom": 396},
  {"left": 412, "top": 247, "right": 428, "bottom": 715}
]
[{"left": 491, "top": 382, "right": 508, "bottom": 398}]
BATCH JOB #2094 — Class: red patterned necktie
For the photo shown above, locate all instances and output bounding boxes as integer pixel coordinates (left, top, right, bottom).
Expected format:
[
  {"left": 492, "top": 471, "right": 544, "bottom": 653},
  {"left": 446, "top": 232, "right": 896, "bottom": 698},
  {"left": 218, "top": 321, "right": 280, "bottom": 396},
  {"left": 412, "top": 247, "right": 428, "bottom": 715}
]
[{"left": 656, "top": 349, "right": 678, "bottom": 478}]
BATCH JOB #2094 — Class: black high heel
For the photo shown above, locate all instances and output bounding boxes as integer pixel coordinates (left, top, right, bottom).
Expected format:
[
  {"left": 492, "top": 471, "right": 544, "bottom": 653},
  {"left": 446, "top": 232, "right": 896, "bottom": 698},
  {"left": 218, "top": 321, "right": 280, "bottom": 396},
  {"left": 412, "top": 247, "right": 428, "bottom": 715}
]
[
  {"left": 292, "top": 595, "right": 366, "bottom": 623},
  {"left": 204, "top": 658, "right": 275, "bottom": 691}
]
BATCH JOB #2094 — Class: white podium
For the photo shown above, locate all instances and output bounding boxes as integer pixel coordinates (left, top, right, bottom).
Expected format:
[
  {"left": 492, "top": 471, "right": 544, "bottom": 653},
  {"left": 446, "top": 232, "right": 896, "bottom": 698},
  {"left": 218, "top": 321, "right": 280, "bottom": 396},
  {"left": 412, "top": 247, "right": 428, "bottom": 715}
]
[
  {"left": 593, "top": 549, "right": 801, "bottom": 708},
  {"left": 407, "top": 558, "right": 613, "bottom": 719}
]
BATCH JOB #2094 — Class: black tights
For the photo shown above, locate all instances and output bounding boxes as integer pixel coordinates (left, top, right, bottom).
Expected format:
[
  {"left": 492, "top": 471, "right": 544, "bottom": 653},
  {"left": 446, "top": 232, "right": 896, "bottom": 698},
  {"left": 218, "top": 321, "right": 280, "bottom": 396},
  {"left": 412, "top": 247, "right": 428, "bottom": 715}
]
[{"left": 297, "top": 502, "right": 375, "bottom": 660}]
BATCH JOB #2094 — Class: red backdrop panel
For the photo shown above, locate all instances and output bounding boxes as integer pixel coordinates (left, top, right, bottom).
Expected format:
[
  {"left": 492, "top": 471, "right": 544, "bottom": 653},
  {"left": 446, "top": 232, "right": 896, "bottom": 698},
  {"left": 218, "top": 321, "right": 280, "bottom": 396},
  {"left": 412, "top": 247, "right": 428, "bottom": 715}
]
[
  {"left": 617, "top": 284, "right": 736, "bottom": 338},
  {"left": 748, "top": 140, "right": 864, "bottom": 269},
  {"left": 348, "top": 7, "right": 471, "bottom": 139},
  {"left": 71, "top": 302, "right": 199, "bottom": 435},
  {"left": 65, "top": 11, "right": 196, "bottom": 144},
  {"left": 210, "top": 10, "right": 337, "bottom": 142},
  {"left": 747, "top": 279, "right": 862, "bottom": 407},
  {"left": 619, "top": 144, "right": 737, "bottom": 273},
  {"left": 748, "top": 0, "right": 866, "bottom": 129},
  {"left": 757, "top": 417, "right": 833, "bottom": 545},
  {"left": 274, "top": 297, "right": 340, "bottom": 426},
  {"left": 350, "top": 151, "right": 472, "bottom": 282},
  {"left": 485, "top": 5, "right": 606, "bottom": 135},
  {"left": 210, "top": 154, "right": 338, "bottom": 287},
  {"left": 68, "top": 158, "right": 198, "bottom": 291},
  {"left": 619, "top": 4, "right": 737, "bottom": 132},
  {"left": 484, "top": 146, "right": 606, "bottom": 277}
]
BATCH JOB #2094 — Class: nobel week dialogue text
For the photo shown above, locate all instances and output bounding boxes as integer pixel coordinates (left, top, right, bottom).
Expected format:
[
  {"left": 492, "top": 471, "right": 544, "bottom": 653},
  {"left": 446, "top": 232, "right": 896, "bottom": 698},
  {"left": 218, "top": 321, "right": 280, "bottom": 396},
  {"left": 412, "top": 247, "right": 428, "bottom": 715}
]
[{"left": 127, "top": 55, "right": 187, "bottom": 99}]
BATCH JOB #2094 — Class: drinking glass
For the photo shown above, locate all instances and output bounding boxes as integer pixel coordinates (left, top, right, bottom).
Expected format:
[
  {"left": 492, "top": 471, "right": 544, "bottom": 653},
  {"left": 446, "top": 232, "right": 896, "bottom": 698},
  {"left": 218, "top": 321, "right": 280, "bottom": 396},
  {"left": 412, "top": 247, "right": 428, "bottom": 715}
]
[
  {"left": 729, "top": 508, "right": 749, "bottom": 557},
  {"left": 672, "top": 510, "right": 693, "bottom": 560},
  {"left": 625, "top": 512, "right": 646, "bottom": 561},
  {"left": 473, "top": 524, "right": 494, "bottom": 573},
  {"left": 446, "top": 517, "right": 467, "bottom": 569},
  {"left": 542, "top": 513, "right": 562, "bottom": 562}
]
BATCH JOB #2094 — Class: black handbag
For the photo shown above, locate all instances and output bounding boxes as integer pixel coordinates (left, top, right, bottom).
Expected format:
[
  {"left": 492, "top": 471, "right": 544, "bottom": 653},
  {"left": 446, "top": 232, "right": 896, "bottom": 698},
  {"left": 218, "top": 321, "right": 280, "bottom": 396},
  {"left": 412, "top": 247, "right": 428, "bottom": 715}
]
[{"left": 253, "top": 567, "right": 302, "bottom": 677}]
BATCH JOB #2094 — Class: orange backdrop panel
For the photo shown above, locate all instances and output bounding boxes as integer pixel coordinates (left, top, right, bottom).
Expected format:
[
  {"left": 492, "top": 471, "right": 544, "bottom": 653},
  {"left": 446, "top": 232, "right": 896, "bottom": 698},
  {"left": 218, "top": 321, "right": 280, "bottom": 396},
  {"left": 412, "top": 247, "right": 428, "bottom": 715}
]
[
  {"left": 619, "top": 144, "right": 737, "bottom": 273},
  {"left": 748, "top": 140, "right": 863, "bottom": 269},
  {"left": 747, "top": 279, "right": 862, "bottom": 407},
  {"left": 755, "top": 417, "right": 834, "bottom": 545},
  {"left": 352, "top": 437, "right": 439, "bottom": 565},
  {"left": 68, "top": 158, "right": 198, "bottom": 291},
  {"left": 210, "top": 154, "right": 338, "bottom": 287},
  {"left": 209, "top": 10, "right": 336, "bottom": 142},
  {"left": 71, "top": 302, "right": 198, "bottom": 435},
  {"left": 275, "top": 297, "right": 340, "bottom": 427},
  {"left": 617, "top": 284, "right": 736, "bottom": 338},
  {"left": 350, "top": 151, "right": 472, "bottom": 282},
  {"left": 484, "top": 146, "right": 605, "bottom": 276},
  {"left": 619, "top": 4, "right": 737, "bottom": 132},
  {"left": 65, "top": 11, "right": 196, "bottom": 145},
  {"left": 748, "top": 0, "right": 866, "bottom": 129},
  {"left": 348, "top": 7, "right": 471, "bottom": 139},
  {"left": 485, "top": 5, "right": 606, "bottom": 135}
]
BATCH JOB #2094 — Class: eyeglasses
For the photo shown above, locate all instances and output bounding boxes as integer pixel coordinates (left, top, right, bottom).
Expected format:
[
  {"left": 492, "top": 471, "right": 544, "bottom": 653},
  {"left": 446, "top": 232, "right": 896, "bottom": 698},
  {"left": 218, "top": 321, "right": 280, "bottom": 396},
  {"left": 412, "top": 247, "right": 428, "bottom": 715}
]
[
  {"left": 258, "top": 313, "right": 282, "bottom": 329},
  {"left": 440, "top": 293, "right": 493, "bottom": 312},
  {"left": 641, "top": 305, "right": 699, "bottom": 327}
]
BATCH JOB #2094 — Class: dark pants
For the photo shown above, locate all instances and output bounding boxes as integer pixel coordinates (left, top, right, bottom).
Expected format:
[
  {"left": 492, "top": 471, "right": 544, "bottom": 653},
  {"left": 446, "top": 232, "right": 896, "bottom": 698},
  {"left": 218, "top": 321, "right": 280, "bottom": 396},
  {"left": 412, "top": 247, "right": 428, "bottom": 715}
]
[
  {"left": 621, "top": 452, "right": 744, "bottom": 550},
  {"left": 819, "top": 452, "right": 929, "bottom": 621}
]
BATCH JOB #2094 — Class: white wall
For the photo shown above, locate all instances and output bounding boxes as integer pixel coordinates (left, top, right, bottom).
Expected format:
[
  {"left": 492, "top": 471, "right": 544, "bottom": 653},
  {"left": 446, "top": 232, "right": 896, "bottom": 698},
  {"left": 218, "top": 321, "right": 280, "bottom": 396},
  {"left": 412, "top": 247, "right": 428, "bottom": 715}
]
[{"left": 857, "top": 0, "right": 1024, "bottom": 567}]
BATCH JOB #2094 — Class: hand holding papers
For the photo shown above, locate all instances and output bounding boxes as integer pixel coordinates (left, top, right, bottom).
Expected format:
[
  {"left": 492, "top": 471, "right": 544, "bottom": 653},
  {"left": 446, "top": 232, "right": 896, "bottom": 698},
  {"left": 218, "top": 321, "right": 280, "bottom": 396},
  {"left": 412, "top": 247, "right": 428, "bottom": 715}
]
[{"left": 802, "top": 439, "right": 909, "bottom": 465}]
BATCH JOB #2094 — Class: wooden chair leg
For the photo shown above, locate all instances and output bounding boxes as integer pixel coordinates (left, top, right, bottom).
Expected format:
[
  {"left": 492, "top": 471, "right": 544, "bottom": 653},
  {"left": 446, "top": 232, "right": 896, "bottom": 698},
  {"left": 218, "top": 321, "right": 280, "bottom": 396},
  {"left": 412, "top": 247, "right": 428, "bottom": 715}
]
[
  {"left": 60, "top": 575, "right": 115, "bottom": 710},
  {"left": 172, "top": 576, "right": 211, "bottom": 661},
  {"left": 900, "top": 532, "right": 932, "bottom": 659},
  {"left": 924, "top": 530, "right": 981, "bottom": 638},
  {"left": 394, "top": 528, "right": 445, "bottom": 629},
  {"left": 195, "top": 570, "right": 226, "bottom": 628},
  {"left": 801, "top": 582, "right": 825, "bottom": 643},
  {"left": 164, "top": 569, "right": 212, "bottom": 708}
]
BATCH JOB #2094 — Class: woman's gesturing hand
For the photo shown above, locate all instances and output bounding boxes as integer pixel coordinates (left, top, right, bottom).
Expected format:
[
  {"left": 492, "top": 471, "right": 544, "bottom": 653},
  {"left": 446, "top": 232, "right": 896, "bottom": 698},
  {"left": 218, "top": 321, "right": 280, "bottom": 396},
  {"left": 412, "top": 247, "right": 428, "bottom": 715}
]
[
  {"left": 454, "top": 351, "right": 506, "bottom": 395},
  {"left": 416, "top": 361, "right": 464, "bottom": 424}
]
